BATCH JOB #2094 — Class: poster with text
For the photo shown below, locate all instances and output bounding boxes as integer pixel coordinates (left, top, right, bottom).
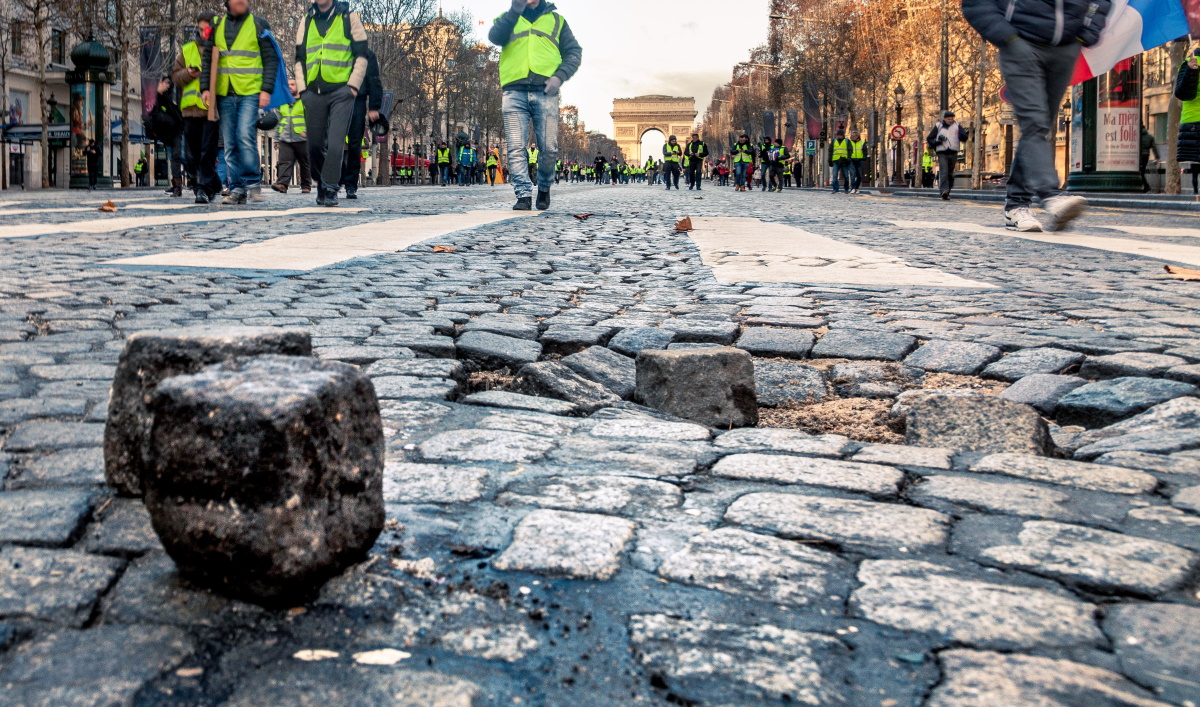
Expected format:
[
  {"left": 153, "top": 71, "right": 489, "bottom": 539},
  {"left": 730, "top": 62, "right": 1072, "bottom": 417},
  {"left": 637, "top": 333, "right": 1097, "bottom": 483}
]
[{"left": 1096, "top": 57, "right": 1140, "bottom": 172}]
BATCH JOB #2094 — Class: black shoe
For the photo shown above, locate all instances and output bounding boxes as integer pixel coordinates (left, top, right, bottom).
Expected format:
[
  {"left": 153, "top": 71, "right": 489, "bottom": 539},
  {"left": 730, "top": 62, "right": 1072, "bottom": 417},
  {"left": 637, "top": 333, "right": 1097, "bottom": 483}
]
[
  {"left": 322, "top": 187, "right": 338, "bottom": 207},
  {"left": 315, "top": 189, "right": 327, "bottom": 206},
  {"left": 346, "top": 188, "right": 358, "bottom": 200},
  {"left": 513, "top": 197, "right": 533, "bottom": 211},
  {"left": 194, "top": 192, "right": 209, "bottom": 204},
  {"left": 941, "top": 192, "right": 950, "bottom": 200},
  {"left": 535, "top": 190, "right": 550, "bottom": 211}
]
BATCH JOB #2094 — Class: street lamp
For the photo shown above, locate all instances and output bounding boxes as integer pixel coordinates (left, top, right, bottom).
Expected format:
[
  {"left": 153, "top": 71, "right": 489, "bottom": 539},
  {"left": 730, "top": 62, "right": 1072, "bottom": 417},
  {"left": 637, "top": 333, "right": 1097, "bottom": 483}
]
[{"left": 891, "top": 85, "right": 906, "bottom": 187}]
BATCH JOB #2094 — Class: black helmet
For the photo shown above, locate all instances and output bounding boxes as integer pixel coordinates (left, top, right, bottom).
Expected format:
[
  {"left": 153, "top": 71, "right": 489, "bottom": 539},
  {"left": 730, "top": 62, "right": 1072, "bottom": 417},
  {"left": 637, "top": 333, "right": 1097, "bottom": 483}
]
[{"left": 255, "top": 110, "right": 279, "bottom": 131}]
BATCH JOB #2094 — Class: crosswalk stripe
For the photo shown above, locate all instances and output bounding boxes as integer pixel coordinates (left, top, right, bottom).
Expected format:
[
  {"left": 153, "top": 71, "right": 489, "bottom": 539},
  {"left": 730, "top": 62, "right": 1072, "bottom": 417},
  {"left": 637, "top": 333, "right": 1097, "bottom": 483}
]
[{"left": 0, "top": 207, "right": 367, "bottom": 239}]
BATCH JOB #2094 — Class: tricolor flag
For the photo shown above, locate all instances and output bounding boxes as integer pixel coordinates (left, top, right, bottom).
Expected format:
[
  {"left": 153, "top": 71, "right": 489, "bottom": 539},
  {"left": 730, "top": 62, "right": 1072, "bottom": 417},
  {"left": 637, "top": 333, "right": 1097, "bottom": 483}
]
[{"left": 1072, "top": 0, "right": 1190, "bottom": 83}]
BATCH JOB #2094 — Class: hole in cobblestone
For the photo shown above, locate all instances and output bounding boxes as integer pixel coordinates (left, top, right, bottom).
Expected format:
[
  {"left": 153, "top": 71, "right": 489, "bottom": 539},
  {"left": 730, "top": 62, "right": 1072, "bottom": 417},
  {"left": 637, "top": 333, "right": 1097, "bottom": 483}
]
[
  {"left": 760, "top": 398, "right": 903, "bottom": 444},
  {"left": 463, "top": 371, "right": 515, "bottom": 395}
]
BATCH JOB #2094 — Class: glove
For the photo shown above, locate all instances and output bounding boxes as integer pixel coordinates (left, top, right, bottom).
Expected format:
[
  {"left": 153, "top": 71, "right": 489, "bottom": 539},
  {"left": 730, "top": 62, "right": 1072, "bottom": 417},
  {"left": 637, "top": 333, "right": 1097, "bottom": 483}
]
[
  {"left": 511, "top": 0, "right": 526, "bottom": 13},
  {"left": 543, "top": 76, "right": 562, "bottom": 96}
]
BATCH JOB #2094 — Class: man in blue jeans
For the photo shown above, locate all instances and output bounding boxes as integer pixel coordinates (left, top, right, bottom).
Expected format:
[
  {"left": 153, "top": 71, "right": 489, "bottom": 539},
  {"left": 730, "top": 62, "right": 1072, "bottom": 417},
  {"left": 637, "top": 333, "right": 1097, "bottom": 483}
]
[
  {"left": 489, "top": 0, "right": 582, "bottom": 211},
  {"left": 200, "top": 0, "right": 278, "bottom": 205}
]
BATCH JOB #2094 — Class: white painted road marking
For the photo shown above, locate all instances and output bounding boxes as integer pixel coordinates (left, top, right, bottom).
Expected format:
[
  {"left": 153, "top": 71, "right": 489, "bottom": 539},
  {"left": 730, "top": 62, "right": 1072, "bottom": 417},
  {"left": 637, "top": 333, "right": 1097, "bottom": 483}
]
[
  {"left": 892, "top": 220, "right": 1200, "bottom": 267},
  {"left": 0, "top": 203, "right": 202, "bottom": 216},
  {"left": 104, "top": 210, "right": 538, "bottom": 271},
  {"left": 0, "top": 207, "right": 367, "bottom": 239},
  {"left": 687, "top": 217, "right": 996, "bottom": 288}
]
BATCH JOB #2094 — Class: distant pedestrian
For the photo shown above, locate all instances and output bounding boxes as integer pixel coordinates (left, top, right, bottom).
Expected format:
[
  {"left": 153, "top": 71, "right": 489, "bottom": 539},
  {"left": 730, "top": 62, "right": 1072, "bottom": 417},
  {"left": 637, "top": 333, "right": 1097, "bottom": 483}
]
[
  {"left": 830, "top": 129, "right": 852, "bottom": 194},
  {"left": 848, "top": 129, "right": 867, "bottom": 193},
  {"left": 1173, "top": 49, "right": 1200, "bottom": 195},
  {"left": 731, "top": 134, "right": 754, "bottom": 191},
  {"left": 436, "top": 140, "right": 452, "bottom": 185},
  {"left": 963, "top": 0, "right": 1110, "bottom": 231},
  {"left": 1139, "top": 124, "right": 1157, "bottom": 193},
  {"left": 663, "top": 135, "right": 683, "bottom": 190},
  {"left": 340, "top": 47, "right": 382, "bottom": 200},
  {"left": 272, "top": 78, "right": 312, "bottom": 194},
  {"left": 686, "top": 132, "right": 709, "bottom": 191},
  {"left": 927, "top": 110, "right": 967, "bottom": 200},
  {"left": 921, "top": 147, "right": 936, "bottom": 188},
  {"left": 84, "top": 139, "right": 101, "bottom": 190},
  {"left": 173, "top": 11, "right": 221, "bottom": 203}
]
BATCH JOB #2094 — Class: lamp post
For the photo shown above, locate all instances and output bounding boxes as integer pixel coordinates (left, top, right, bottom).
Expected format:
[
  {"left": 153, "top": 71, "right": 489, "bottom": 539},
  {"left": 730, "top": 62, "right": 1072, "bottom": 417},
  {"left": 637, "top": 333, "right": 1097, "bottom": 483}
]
[{"left": 891, "top": 84, "right": 906, "bottom": 187}]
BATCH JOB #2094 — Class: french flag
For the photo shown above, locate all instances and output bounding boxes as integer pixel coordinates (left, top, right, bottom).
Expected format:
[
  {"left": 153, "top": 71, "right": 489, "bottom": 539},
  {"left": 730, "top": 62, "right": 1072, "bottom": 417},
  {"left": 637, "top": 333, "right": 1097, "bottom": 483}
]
[{"left": 1071, "top": 0, "right": 1190, "bottom": 83}]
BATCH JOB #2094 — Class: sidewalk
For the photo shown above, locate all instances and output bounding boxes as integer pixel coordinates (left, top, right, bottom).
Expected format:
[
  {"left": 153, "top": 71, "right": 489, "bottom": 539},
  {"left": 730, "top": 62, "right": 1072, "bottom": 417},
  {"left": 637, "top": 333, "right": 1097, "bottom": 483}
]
[{"left": 861, "top": 186, "right": 1200, "bottom": 212}]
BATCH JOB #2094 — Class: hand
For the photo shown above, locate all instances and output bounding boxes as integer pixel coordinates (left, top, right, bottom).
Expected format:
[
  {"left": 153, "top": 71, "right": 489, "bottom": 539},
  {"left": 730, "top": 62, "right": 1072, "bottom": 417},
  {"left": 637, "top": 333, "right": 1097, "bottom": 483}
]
[
  {"left": 201, "top": 90, "right": 212, "bottom": 106},
  {"left": 258, "top": 91, "right": 270, "bottom": 109},
  {"left": 350, "top": 87, "right": 359, "bottom": 97},
  {"left": 543, "top": 76, "right": 562, "bottom": 97},
  {"left": 510, "top": 0, "right": 527, "bottom": 12},
  {"left": 187, "top": 67, "right": 201, "bottom": 78},
  {"left": 1190, "top": 54, "right": 1199, "bottom": 70},
  {"left": 368, "top": 110, "right": 380, "bottom": 121}
]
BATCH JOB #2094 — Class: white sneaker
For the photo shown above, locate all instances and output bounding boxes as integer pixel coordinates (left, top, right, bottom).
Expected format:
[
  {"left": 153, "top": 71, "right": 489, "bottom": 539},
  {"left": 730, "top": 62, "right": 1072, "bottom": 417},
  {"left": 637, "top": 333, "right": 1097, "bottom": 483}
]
[
  {"left": 1004, "top": 207, "right": 1042, "bottom": 232},
  {"left": 1042, "top": 195, "right": 1087, "bottom": 231}
]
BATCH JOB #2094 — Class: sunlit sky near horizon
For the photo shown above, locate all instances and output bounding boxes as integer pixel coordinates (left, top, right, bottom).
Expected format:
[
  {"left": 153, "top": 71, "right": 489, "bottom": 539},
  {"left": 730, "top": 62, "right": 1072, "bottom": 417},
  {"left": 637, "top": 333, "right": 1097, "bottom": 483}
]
[{"left": 446, "top": 0, "right": 772, "bottom": 137}]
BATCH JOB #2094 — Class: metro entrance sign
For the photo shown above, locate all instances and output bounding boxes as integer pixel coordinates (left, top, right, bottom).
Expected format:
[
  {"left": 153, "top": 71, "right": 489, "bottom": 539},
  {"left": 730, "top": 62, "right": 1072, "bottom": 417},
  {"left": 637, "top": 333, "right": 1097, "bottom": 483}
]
[{"left": 890, "top": 125, "right": 907, "bottom": 141}]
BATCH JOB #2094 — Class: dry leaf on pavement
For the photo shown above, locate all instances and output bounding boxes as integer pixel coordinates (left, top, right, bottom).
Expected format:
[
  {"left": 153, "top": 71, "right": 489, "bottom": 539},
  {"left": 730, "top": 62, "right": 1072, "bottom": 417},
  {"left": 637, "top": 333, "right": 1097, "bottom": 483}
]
[
  {"left": 675, "top": 216, "right": 693, "bottom": 232},
  {"left": 98, "top": 200, "right": 117, "bottom": 212},
  {"left": 293, "top": 649, "right": 340, "bottom": 661},
  {"left": 1165, "top": 265, "right": 1200, "bottom": 281},
  {"left": 432, "top": 245, "right": 456, "bottom": 253}
]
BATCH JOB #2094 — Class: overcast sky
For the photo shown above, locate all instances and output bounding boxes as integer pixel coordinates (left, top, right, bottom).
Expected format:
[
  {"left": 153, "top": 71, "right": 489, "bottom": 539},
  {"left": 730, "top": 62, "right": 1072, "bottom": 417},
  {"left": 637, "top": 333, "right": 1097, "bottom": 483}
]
[{"left": 448, "top": 0, "right": 771, "bottom": 137}]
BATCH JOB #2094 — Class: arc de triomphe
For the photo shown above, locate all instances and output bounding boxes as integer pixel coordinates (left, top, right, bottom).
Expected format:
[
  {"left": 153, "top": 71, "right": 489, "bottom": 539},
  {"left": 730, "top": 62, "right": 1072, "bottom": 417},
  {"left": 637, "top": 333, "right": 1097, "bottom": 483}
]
[{"left": 611, "top": 96, "right": 697, "bottom": 164}]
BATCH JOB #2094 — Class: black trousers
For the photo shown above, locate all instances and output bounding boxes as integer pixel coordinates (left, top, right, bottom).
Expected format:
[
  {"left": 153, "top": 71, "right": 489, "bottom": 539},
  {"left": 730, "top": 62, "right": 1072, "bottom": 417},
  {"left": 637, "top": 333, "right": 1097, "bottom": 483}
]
[
  {"left": 664, "top": 163, "right": 681, "bottom": 188},
  {"left": 687, "top": 162, "right": 702, "bottom": 188},
  {"left": 276, "top": 141, "right": 312, "bottom": 189},
  {"left": 340, "top": 96, "right": 368, "bottom": 189},
  {"left": 305, "top": 86, "right": 355, "bottom": 192},
  {"left": 183, "top": 116, "right": 220, "bottom": 196}
]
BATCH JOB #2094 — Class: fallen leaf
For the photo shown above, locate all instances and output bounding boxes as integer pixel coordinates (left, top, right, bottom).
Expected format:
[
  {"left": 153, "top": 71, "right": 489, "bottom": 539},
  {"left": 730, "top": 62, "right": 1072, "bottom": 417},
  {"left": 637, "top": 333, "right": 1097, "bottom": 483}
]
[
  {"left": 432, "top": 245, "right": 456, "bottom": 253},
  {"left": 353, "top": 648, "right": 411, "bottom": 665},
  {"left": 293, "top": 649, "right": 340, "bottom": 661},
  {"left": 675, "top": 216, "right": 693, "bottom": 232},
  {"left": 572, "top": 213, "right": 593, "bottom": 220},
  {"left": 176, "top": 667, "right": 204, "bottom": 678},
  {"left": 98, "top": 200, "right": 117, "bottom": 212},
  {"left": 1165, "top": 265, "right": 1200, "bottom": 281}
]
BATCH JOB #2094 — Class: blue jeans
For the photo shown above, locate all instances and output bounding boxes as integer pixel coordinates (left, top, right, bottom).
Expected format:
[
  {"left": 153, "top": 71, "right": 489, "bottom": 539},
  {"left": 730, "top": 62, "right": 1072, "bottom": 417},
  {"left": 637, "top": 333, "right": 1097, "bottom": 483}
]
[
  {"left": 502, "top": 88, "right": 559, "bottom": 198},
  {"left": 850, "top": 159, "right": 864, "bottom": 190},
  {"left": 439, "top": 164, "right": 451, "bottom": 184},
  {"left": 831, "top": 161, "right": 851, "bottom": 192},
  {"left": 734, "top": 162, "right": 750, "bottom": 187},
  {"left": 217, "top": 94, "right": 261, "bottom": 193},
  {"left": 216, "top": 146, "right": 228, "bottom": 186},
  {"left": 457, "top": 164, "right": 471, "bottom": 185}
]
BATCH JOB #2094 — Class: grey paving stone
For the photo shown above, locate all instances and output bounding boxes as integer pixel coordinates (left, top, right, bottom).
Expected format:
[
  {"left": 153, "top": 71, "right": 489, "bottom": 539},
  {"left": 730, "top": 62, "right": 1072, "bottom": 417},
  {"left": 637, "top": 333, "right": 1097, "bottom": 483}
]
[
  {"left": 225, "top": 661, "right": 482, "bottom": 707},
  {"left": 1056, "top": 377, "right": 1198, "bottom": 428},
  {"left": 456, "top": 331, "right": 542, "bottom": 370},
  {"left": 80, "top": 497, "right": 163, "bottom": 556},
  {"left": 658, "top": 318, "right": 740, "bottom": 345},
  {"left": 755, "top": 360, "right": 829, "bottom": 406},
  {"left": 497, "top": 475, "right": 682, "bottom": 514},
  {"left": 0, "top": 398, "right": 89, "bottom": 425},
  {"left": 4, "top": 422, "right": 104, "bottom": 453},
  {"left": 830, "top": 361, "right": 923, "bottom": 399},
  {"left": 103, "top": 552, "right": 261, "bottom": 627},
  {"left": 539, "top": 325, "right": 614, "bottom": 356},
  {"left": 928, "top": 650, "right": 1170, "bottom": 707},
  {"left": 980, "top": 520, "right": 1196, "bottom": 596},
  {"left": 743, "top": 314, "right": 827, "bottom": 328},
  {"left": 590, "top": 417, "right": 711, "bottom": 441},
  {"left": 726, "top": 492, "right": 950, "bottom": 553},
  {"left": 735, "top": 327, "right": 815, "bottom": 358},
  {"left": 1079, "top": 352, "right": 1189, "bottom": 380},
  {"left": 550, "top": 437, "right": 704, "bottom": 477},
  {"left": 608, "top": 327, "right": 676, "bottom": 357},
  {"left": 712, "top": 428, "right": 850, "bottom": 456},
  {"left": 438, "top": 302, "right": 501, "bottom": 314},
  {"left": 850, "top": 560, "right": 1103, "bottom": 649},
  {"left": 369, "top": 334, "right": 456, "bottom": 358},
  {"left": 628, "top": 614, "right": 849, "bottom": 707},
  {"left": 971, "top": 453, "right": 1157, "bottom": 495},
  {"left": 998, "top": 373, "right": 1087, "bottom": 414},
  {"left": 512, "top": 361, "right": 621, "bottom": 414},
  {"left": 383, "top": 462, "right": 490, "bottom": 504},
  {"left": 460, "top": 316, "right": 540, "bottom": 340},
  {"left": 561, "top": 346, "right": 636, "bottom": 399},
  {"left": 811, "top": 329, "right": 918, "bottom": 361},
  {"left": 371, "top": 375, "right": 458, "bottom": 400},
  {"left": 907, "top": 394, "right": 1052, "bottom": 455},
  {"left": 981, "top": 347, "right": 1086, "bottom": 382},
  {"left": 0, "top": 624, "right": 195, "bottom": 707},
  {"left": 460, "top": 390, "right": 578, "bottom": 415},
  {"left": 0, "top": 489, "right": 95, "bottom": 546},
  {"left": 904, "top": 340, "right": 1002, "bottom": 375},
  {"left": 418, "top": 428, "right": 557, "bottom": 464},
  {"left": 0, "top": 546, "right": 122, "bottom": 626},
  {"left": 1057, "top": 338, "right": 1166, "bottom": 356},
  {"left": 909, "top": 475, "right": 1074, "bottom": 520},
  {"left": 714, "top": 453, "right": 904, "bottom": 498},
  {"left": 852, "top": 443, "right": 954, "bottom": 469},
  {"left": 1166, "top": 363, "right": 1200, "bottom": 385},
  {"left": 635, "top": 347, "right": 758, "bottom": 427},
  {"left": 315, "top": 345, "right": 414, "bottom": 365},
  {"left": 1174, "top": 485, "right": 1200, "bottom": 512},
  {"left": 366, "top": 358, "right": 467, "bottom": 383},
  {"left": 492, "top": 509, "right": 635, "bottom": 580},
  {"left": 476, "top": 411, "right": 581, "bottom": 437},
  {"left": 1104, "top": 603, "right": 1200, "bottom": 706}
]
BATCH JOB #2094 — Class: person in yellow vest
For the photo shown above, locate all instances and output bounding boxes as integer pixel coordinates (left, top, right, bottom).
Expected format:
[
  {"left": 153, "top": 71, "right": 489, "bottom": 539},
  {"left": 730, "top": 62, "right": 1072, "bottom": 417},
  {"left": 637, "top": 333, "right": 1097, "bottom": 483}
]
[
  {"left": 271, "top": 78, "right": 312, "bottom": 194},
  {"left": 172, "top": 11, "right": 221, "bottom": 203},
  {"left": 435, "top": 140, "right": 452, "bottom": 185},
  {"left": 526, "top": 144, "right": 539, "bottom": 183},
  {"left": 293, "top": 0, "right": 370, "bottom": 207},
  {"left": 921, "top": 146, "right": 936, "bottom": 188},
  {"left": 489, "top": 0, "right": 583, "bottom": 211},
  {"left": 829, "top": 129, "right": 852, "bottom": 194},
  {"left": 662, "top": 135, "right": 683, "bottom": 190},
  {"left": 848, "top": 129, "right": 867, "bottom": 194},
  {"left": 731, "top": 134, "right": 754, "bottom": 191},
  {"left": 199, "top": 0, "right": 279, "bottom": 205},
  {"left": 486, "top": 147, "right": 500, "bottom": 187},
  {"left": 1177, "top": 49, "right": 1200, "bottom": 196}
]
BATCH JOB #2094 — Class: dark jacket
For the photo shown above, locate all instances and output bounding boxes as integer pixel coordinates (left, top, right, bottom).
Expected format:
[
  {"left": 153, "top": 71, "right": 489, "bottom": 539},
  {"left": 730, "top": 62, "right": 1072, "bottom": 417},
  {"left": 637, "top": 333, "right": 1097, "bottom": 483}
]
[
  {"left": 354, "top": 49, "right": 384, "bottom": 111},
  {"left": 961, "top": 0, "right": 1110, "bottom": 47},
  {"left": 489, "top": 2, "right": 583, "bottom": 90},
  {"left": 1175, "top": 62, "right": 1200, "bottom": 162},
  {"left": 199, "top": 12, "right": 277, "bottom": 96},
  {"left": 149, "top": 89, "right": 184, "bottom": 141}
]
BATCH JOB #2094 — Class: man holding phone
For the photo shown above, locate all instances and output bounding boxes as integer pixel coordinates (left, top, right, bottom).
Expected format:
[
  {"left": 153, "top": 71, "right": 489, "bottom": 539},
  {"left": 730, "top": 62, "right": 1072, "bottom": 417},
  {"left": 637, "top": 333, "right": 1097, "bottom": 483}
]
[{"left": 963, "top": 0, "right": 1110, "bottom": 232}]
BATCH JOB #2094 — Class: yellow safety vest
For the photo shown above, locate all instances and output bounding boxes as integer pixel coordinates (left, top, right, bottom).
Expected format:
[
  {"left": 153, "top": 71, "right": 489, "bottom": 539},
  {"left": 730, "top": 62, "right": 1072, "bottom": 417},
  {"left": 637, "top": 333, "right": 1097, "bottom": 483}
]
[
  {"left": 1182, "top": 62, "right": 1200, "bottom": 124},
  {"left": 850, "top": 139, "right": 865, "bottom": 159},
  {"left": 497, "top": 11, "right": 565, "bottom": 86},
  {"left": 527, "top": 147, "right": 539, "bottom": 163},
  {"left": 664, "top": 144, "right": 681, "bottom": 162},
  {"left": 486, "top": 152, "right": 498, "bottom": 166},
  {"left": 831, "top": 139, "right": 849, "bottom": 161},
  {"left": 215, "top": 15, "right": 264, "bottom": 96},
  {"left": 305, "top": 13, "right": 354, "bottom": 85},
  {"left": 922, "top": 153, "right": 935, "bottom": 170},
  {"left": 180, "top": 42, "right": 206, "bottom": 110},
  {"left": 277, "top": 100, "right": 306, "bottom": 141},
  {"left": 436, "top": 148, "right": 451, "bottom": 164},
  {"left": 732, "top": 143, "right": 753, "bottom": 162}
]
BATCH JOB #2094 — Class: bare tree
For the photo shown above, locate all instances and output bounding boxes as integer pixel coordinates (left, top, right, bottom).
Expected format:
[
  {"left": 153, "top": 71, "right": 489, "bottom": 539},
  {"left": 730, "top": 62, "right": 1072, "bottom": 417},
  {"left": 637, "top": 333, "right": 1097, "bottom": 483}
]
[{"left": 13, "top": 0, "right": 61, "bottom": 188}]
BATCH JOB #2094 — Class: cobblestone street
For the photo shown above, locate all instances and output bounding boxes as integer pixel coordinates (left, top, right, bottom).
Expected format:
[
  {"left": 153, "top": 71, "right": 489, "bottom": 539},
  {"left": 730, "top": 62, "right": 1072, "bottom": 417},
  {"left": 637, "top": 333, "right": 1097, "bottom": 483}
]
[{"left": 0, "top": 183, "right": 1198, "bottom": 706}]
